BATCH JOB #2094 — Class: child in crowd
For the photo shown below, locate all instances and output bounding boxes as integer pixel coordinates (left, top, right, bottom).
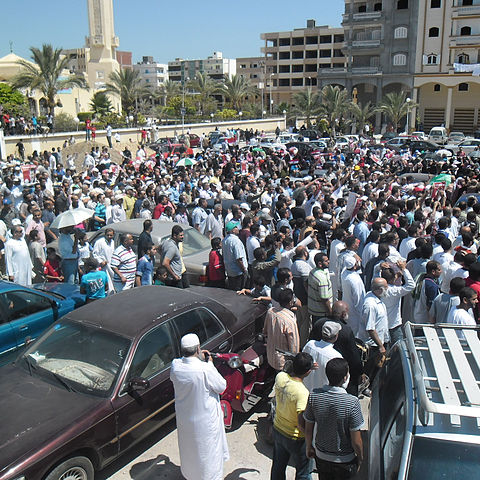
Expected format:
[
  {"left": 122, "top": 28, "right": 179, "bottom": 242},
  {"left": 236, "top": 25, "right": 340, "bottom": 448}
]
[
  {"left": 154, "top": 266, "right": 168, "bottom": 286},
  {"left": 207, "top": 237, "right": 225, "bottom": 288},
  {"left": 136, "top": 243, "right": 156, "bottom": 286},
  {"left": 43, "top": 247, "right": 64, "bottom": 282},
  {"left": 237, "top": 274, "right": 272, "bottom": 307},
  {"left": 80, "top": 257, "right": 108, "bottom": 302}
]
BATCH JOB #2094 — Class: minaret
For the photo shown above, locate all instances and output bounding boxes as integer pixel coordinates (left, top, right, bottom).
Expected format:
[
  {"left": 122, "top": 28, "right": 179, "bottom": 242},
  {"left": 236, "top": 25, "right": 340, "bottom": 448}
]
[{"left": 85, "top": 0, "right": 120, "bottom": 90}]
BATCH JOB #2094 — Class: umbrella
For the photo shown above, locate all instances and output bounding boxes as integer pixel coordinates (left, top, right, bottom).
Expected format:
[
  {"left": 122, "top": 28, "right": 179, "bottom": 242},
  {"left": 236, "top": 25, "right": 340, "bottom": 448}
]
[
  {"left": 429, "top": 173, "right": 452, "bottom": 186},
  {"left": 436, "top": 148, "right": 453, "bottom": 157},
  {"left": 176, "top": 157, "right": 197, "bottom": 167},
  {"left": 50, "top": 207, "right": 95, "bottom": 229}
]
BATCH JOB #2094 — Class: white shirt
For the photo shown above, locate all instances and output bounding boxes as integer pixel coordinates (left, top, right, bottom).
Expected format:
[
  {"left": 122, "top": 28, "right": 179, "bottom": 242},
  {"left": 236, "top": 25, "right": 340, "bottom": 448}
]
[
  {"left": 170, "top": 356, "right": 229, "bottom": 480},
  {"left": 362, "top": 242, "right": 378, "bottom": 268},
  {"left": 246, "top": 235, "right": 261, "bottom": 265},
  {"left": 446, "top": 307, "right": 475, "bottom": 340},
  {"left": 383, "top": 269, "right": 415, "bottom": 329},
  {"left": 5, "top": 237, "right": 32, "bottom": 286},
  {"left": 360, "top": 292, "right": 389, "bottom": 346},
  {"left": 302, "top": 340, "right": 342, "bottom": 392},
  {"left": 341, "top": 270, "right": 365, "bottom": 337}
]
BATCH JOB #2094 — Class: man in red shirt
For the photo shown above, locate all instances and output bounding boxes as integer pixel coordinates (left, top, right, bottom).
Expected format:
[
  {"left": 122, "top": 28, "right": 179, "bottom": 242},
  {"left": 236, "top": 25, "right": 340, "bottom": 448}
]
[{"left": 465, "top": 262, "right": 480, "bottom": 321}]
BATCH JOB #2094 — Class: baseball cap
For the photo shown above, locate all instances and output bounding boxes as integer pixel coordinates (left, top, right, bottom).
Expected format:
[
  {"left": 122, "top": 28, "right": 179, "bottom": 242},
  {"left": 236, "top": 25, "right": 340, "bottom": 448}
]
[
  {"left": 226, "top": 221, "right": 238, "bottom": 232},
  {"left": 322, "top": 321, "right": 342, "bottom": 341}
]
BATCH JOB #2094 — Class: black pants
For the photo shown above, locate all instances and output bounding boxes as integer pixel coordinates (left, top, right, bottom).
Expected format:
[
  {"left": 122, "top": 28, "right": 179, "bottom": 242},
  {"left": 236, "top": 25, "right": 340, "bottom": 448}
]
[
  {"left": 227, "top": 274, "right": 245, "bottom": 291},
  {"left": 107, "top": 136, "right": 113, "bottom": 148},
  {"left": 166, "top": 273, "right": 190, "bottom": 289},
  {"left": 315, "top": 457, "right": 358, "bottom": 479}
]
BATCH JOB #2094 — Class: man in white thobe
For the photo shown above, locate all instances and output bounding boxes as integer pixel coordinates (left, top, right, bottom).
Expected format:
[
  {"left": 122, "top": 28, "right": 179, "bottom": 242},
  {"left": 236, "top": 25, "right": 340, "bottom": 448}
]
[
  {"left": 5, "top": 225, "right": 32, "bottom": 286},
  {"left": 170, "top": 334, "right": 229, "bottom": 480},
  {"left": 341, "top": 256, "right": 366, "bottom": 337},
  {"left": 92, "top": 228, "right": 115, "bottom": 293}
]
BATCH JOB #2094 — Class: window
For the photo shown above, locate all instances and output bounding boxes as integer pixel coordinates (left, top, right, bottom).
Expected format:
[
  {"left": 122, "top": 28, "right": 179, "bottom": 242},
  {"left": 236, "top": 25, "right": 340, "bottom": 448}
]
[
  {"left": 279, "top": 65, "right": 290, "bottom": 73},
  {"left": 320, "top": 35, "right": 332, "bottom": 43},
  {"left": 430, "top": 0, "right": 441, "bottom": 7},
  {"left": 292, "top": 51, "right": 304, "bottom": 59},
  {"left": 459, "top": 83, "right": 469, "bottom": 91},
  {"left": 358, "top": 4, "right": 367, "bottom": 12},
  {"left": 394, "top": 27, "right": 408, "bottom": 39},
  {"left": 96, "top": 70, "right": 104, "bottom": 79},
  {"left": 458, "top": 52, "right": 470, "bottom": 64},
  {"left": 292, "top": 78, "right": 303, "bottom": 86},
  {"left": 0, "top": 291, "right": 52, "bottom": 321},
  {"left": 434, "top": 84, "right": 441, "bottom": 91},
  {"left": 463, "top": 0, "right": 473, "bottom": 4},
  {"left": 374, "top": 3, "right": 382, "bottom": 11},
  {"left": 292, "top": 65, "right": 304, "bottom": 73},
  {"left": 279, "top": 52, "right": 290, "bottom": 60},
  {"left": 128, "top": 323, "right": 176, "bottom": 380},
  {"left": 429, "top": 27, "right": 440, "bottom": 37},
  {"left": 320, "top": 49, "right": 331, "bottom": 58},
  {"left": 174, "top": 308, "right": 224, "bottom": 346},
  {"left": 397, "top": 0, "right": 408, "bottom": 9},
  {"left": 393, "top": 53, "right": 407, "bottom": 65},
  {"left": 427, "top": 54, "right": 439, "bottom": 64},
  {"left": 460, "top": 26, "right": 472, "bottom": 36}
]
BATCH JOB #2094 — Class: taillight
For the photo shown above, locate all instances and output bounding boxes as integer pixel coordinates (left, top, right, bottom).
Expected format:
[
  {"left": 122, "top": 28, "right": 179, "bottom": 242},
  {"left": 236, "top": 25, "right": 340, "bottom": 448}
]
[
  {"left": 199, "top": 275, "right": 208, "bottom": 283},
  {"left": 235, "top": 390, "right": 242, "bottom": 400}
]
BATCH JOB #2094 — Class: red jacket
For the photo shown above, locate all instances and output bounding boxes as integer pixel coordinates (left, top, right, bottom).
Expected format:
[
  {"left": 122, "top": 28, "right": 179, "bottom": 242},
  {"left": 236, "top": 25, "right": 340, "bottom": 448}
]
[{"left": 208, "top": 249, "right": 225, "bottom": 282}]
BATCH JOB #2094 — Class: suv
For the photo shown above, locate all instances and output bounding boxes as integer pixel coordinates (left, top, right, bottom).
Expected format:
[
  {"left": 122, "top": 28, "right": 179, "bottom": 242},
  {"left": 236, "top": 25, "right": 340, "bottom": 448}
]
[{"left": 369, "top": 322, "right": 480, "bottom": 479}]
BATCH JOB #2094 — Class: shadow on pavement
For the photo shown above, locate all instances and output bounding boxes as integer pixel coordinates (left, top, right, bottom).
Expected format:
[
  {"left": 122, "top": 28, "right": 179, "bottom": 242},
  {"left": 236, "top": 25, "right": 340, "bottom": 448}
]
[
  {"left": 224, "top": 468, "right": 261, "bottom": 479},
  {"left": 129, "top": 454, "right": 182, "bottom": 479}
]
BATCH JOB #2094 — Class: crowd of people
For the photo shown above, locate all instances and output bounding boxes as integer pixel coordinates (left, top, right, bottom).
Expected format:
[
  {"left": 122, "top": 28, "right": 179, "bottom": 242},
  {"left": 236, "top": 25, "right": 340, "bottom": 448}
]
[{"left": 2, "top": 125, "right": 480, "bottom": 478}]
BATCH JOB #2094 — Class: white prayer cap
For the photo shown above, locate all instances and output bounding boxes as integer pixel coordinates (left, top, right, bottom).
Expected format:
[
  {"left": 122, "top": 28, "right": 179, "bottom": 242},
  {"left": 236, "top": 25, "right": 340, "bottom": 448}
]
[
  {"left": 181, "top": 333, "right": 200, "bottom": 349},
  {"left": 344, "top": 256, "right": 357, "bottom": 270}
]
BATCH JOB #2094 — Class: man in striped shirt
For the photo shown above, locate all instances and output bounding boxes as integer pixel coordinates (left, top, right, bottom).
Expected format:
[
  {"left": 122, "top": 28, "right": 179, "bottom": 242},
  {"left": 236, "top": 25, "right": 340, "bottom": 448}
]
[
  {"left": 111, "top": 233, "right": 137, "bottom": 292},
  {"left": 304, "top": 358, "right": 364, "bottom": 478}
]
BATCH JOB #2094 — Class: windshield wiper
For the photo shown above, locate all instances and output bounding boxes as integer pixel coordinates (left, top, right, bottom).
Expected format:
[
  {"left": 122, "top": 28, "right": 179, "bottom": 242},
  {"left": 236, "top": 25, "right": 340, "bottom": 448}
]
[
  {"left": 49, "top": 371, "right": 76, "bottom": 393},
  {"left": 22, "top": 355, "right": 37, "bottom": 376}
]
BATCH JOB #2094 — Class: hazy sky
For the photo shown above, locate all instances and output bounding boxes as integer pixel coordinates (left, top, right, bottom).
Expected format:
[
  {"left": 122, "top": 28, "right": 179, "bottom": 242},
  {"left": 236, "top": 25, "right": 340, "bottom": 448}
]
[{"left": 2, "top": 0, "right": 344, "bottom": 64}]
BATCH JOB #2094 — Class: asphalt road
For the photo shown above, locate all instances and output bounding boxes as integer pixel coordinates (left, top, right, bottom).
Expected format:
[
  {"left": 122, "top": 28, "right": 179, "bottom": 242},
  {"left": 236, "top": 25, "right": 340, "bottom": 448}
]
[{"left": 98, "top": 398, "right": 369, "bottom": 480}]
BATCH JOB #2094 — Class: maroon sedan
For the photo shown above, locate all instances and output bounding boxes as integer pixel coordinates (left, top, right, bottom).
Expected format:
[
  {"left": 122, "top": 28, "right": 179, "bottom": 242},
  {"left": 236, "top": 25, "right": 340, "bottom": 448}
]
[{"left": 0, "top": 286, "right": 266, "bottom": 480}]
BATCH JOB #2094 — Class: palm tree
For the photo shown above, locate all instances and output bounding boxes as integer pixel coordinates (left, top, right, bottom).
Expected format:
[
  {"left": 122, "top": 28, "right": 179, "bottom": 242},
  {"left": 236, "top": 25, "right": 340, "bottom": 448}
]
[
  {"left": 12, "top": 44, "right": 87, "bottom": 119},
  {"left": 291, "top": 87, "right": 322, "bottom": 127},
  {"left": 349, "top": 101, "right": 376, "bottom": 134},
  {"left": 376, "top": 91, "right": 417, "bottom": 133},
  {"left": 319, "top": 85, "right": 350, "bottom": 137},
  {"left": 157, "top": 80, "right": 180, "bottom": 107},
  {"left": 104, "top": 68, "right": 148, "bottom": 115},
  {"left": 218, "top": 74, "right": 256, "bottom": 111},
  {"left": 89, "top": 91, "right": 113, "bottom": 116},
  {"left": 188, "top": 73, "right": 219, "bottom": 115}
]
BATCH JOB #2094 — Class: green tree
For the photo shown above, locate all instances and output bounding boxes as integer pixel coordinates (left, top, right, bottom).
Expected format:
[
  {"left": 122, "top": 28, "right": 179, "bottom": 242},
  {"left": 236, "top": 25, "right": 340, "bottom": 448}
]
[
  {"left": 157, "top": 80, "right": 181, "bottom": 106},
  {"left": 188, "top": 73, "right": 219, "bottom": 115},
  {"left": 291, "top": 87, "right": 322, "bottom": 127},
  {"left": 319, "top": 85, "right": 351, "bottom": 137},
  {"left": 53, "top": 112, "right": 78, "bottom": 132},
  {"left": 376, "top": 91, "right": 417, "bottom": 132},
  {"left": 104, "top": 68, "right": 148, "bottom": 115},
  {"left": 89, "top": 91, "right": 113, "bottom": 116},
  {"left": 12, "top": 44, "right": 88, "bottom": 119},
  {"left": 218, "top": 74, "right": 256, "bottom": 111},
  {"left": 0, "top": 84, "right": 29, "bottom": 117},
  {"left": 166, "top": 95, "right": 197, "bottom": 117},
  {"left": 349, "top": 101, "right": 376, "bottom": 134}
]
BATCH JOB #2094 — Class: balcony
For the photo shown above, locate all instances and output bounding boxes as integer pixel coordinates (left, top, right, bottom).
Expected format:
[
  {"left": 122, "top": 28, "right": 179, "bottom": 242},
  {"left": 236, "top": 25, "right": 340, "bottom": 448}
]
[
  {"left": 352, "top": 39, "right": 381, "bottom": 47},
  {"left": 453, "top": 5, "right": 480, "bottom": 16},
  {"left": 351, "top": 66, "right": 380, "bottom": 74},
  {"left": 450, "top": 34, "right": 480, "bottom": 46},
  {"left": 319, "top": 67, "right": 347, "bottom": 75},
  {"left": 344, "top": 11, "right": 382, "bottom": 23}
]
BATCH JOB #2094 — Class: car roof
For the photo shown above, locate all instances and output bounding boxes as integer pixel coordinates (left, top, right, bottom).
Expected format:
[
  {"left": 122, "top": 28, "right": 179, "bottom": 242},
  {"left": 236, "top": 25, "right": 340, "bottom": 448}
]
[
  {"left": 95, "top": 219, "right": 187, "bottom": 238},
  {"left": 63, "top": 286, "right": 259, "bottom": 338}
]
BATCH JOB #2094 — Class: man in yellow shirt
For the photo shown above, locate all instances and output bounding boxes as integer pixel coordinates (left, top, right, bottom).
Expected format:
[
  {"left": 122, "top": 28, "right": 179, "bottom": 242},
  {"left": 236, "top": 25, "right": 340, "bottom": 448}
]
[
  {"left": 123, "top": 186, "right": 136, "bottom": 219},
  {"left": 271, "top": 352, "right": 314, "bottom": 479}
]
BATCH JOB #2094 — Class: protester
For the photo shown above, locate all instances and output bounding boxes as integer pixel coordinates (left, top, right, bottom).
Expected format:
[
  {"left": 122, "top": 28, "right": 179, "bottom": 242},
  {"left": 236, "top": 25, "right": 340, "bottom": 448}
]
[
  {"left": 110, "top": 233, "right": 137, "bottom": 292},
  {"left": 80, "top": 257, "right": 108, "bottom": 302}
]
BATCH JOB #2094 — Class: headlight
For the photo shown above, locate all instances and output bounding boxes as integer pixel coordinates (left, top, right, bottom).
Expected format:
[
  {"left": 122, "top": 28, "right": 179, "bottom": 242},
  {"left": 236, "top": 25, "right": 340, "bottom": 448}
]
[{"left": 227, "top": 356, "right": 243, "bottom": 369}]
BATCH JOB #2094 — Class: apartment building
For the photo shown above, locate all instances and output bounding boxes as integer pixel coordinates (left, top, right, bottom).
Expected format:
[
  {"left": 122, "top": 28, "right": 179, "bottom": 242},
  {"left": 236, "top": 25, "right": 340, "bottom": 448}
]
[
  {"left": 132, "top": 56, "right": 168, "bottom": 88},
  {"left": 261, "top": 20, "right": 346, "bottom": 105},
  {"left": 320, "top": 0, "right": 419, "bottom": 131},
  {"left": 168, "top": 51, "right": 236, "bottom": 84},
  {"left": 413, "top": 0, "right": 480, "bottom": 134},
  {"left": 236, "top": 56, "right": 264, "bottom": 85},
  {"left": 116, "top": 50, "right": 132, "bottom": 70}
]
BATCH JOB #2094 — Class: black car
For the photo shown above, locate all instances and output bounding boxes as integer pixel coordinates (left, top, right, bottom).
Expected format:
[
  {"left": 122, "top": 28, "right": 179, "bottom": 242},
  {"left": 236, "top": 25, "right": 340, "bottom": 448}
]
[
  {"left": 0, "top": 286, "right": 267, "bottom": 480},
  {"left": 390, "top": 140, "right": 440, "bottom": 153},
  {"left": 285, "top": 142, "right": 316, "bottom": 156}
]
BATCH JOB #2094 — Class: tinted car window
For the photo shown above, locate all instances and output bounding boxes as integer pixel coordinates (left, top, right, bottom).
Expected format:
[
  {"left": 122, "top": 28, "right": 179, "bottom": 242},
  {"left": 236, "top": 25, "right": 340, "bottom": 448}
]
[
  {"left": 408, "top": 437, "right": 480, "bottom": 479},
  {"left": 173, "top": 308, "right": 224, "bottom": 345},
  {"left": 0, "top": 291, "right": 52, "bottom": 321},
  {"left": 129, "top": 323, "right": 176, "bottom": 379}
]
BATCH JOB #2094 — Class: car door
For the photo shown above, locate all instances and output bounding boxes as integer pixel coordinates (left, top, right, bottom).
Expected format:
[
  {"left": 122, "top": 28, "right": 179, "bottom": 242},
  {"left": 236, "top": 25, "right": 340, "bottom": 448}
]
[
  {"left": 112, "top": 321, "right": 178, "bottom": 453},
  {"left": 0, "top": 301, "right": 18, "bottom": 362},
  {"left": 0, "top": 290, "right": 56, "bottom": 350}
]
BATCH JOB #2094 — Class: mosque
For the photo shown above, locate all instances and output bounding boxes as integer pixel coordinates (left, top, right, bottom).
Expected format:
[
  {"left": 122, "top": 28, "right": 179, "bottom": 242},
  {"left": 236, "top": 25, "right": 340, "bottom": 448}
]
[{"left": 0, "top": 0, "right": 121, "bottom": 118}]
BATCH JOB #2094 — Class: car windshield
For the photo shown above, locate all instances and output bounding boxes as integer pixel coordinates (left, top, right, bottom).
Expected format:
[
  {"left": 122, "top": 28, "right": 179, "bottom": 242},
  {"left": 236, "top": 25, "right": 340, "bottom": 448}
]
[
  {"left": 408, "top": 437, "right": 480, "bottom": 479},
  {"left": 20, "top": 320, "right": 131, "bottom": 397}
]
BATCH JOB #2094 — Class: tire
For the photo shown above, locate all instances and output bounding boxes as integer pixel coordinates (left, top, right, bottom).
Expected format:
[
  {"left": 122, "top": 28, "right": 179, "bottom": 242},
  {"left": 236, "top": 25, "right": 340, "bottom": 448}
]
[{"left": 45, "top": 456, "right": 94, "bottom": 480}]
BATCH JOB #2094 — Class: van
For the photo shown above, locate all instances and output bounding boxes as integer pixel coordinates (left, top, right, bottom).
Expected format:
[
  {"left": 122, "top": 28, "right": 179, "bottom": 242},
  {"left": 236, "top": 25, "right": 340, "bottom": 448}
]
[
  {"left": 369, "top": 322, "right": 480, "bottom": 479},
  {"left": 428, "top": 127, "right": 448, "bottom": 145}
]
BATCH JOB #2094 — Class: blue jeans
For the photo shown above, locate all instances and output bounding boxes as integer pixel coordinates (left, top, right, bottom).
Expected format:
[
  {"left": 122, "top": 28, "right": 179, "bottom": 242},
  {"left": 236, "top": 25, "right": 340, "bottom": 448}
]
[
  {"left": 271, "top": 428, "right": 312, "bottom": 480},
  {"left": 389, "top": 325, "right": 404, "bottom": 345},
  {"left": 61, "top": 259, "right": 78, "bottom": 284}
]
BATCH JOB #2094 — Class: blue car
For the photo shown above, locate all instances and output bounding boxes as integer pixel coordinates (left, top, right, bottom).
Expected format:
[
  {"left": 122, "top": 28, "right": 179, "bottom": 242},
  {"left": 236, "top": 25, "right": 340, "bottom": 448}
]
[{"left": 0, "top": 281, "right": 85, "bottom": 365}]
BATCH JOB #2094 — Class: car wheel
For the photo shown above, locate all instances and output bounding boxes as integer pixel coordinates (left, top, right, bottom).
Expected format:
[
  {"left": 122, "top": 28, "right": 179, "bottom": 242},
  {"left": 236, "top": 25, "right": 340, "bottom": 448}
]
[{"left": 45, "top": 456, "right": 94, "bottom": 480}]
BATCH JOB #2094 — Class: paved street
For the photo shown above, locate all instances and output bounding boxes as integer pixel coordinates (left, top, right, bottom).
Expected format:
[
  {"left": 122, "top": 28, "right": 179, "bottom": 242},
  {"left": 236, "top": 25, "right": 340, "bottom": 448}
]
[{"left": 99, "top": 398, "right": 369, "bottom": 480}]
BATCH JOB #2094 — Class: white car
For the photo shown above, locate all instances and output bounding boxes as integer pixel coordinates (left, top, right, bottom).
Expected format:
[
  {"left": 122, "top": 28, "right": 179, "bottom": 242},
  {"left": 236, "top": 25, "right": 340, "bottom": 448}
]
[
  {"left": 445, "top": 138, "right": 480, "bottom": 155},
  {"left": 412, "top": 131, "right": 427, "bottom": 140},
  {"left": 278, "top": 133, "right": 300, "bottom": 143},
  {"left": 447, "top": 131, "right": 466, "bottom": 144}
]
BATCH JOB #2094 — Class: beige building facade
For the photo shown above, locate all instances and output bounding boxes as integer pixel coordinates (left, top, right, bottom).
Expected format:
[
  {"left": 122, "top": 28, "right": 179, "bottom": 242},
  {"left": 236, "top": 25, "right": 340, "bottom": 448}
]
[
  {"left": 413, "top": 0, "right": 480, "bottom": 134},
  {"left": 261, "top": 20, "right": 346, "bottom": 105}
]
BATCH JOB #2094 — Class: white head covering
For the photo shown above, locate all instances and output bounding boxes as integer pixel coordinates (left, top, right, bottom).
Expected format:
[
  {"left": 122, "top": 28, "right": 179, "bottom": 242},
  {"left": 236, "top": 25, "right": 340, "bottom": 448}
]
[{"left": 181, "top": 333, "right": 200, "bottom": 349}]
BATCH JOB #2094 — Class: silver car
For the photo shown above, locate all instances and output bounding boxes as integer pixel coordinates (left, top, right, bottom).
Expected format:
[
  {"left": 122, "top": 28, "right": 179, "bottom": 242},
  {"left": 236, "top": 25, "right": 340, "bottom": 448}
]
[{"left": 445, "top": 138, "right": 480, "bottom": 155}]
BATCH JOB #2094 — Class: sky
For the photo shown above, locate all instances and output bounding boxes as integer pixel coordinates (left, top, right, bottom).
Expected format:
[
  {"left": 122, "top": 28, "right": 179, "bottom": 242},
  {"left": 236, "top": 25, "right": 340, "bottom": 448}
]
[{"left": 1, "top": 0, "right": 344, "bottom": 64}]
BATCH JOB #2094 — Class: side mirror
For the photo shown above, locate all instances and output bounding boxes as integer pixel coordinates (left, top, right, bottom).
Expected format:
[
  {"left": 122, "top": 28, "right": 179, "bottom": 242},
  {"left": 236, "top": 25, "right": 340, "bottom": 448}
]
[{"left": 128, "top": 377, "right": 150, "bottom": 392}]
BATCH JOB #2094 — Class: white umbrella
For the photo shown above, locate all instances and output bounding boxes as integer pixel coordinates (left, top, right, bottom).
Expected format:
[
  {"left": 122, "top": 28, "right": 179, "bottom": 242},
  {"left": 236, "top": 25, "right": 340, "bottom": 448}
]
[
  {"left": 50, "top": 207, "right": 95, "bottom": 229},
  {"left": 436, "top": 148, "right": 453, "bottom": 157},
  {"left": 176, "top": 157, "right": 198, "bottom": 167}
]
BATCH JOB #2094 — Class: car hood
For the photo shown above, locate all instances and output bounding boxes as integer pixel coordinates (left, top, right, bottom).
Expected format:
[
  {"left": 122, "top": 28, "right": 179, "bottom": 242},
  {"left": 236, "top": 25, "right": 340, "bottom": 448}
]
[
  {"left": 183, "top": 248, "right": 209, "bottom": 274},
  {"left": 33, "top": 282, "right": 86, "bottom": 308},
  {"left": 0, "top": 365, "right": 105, "bottom": 476}
]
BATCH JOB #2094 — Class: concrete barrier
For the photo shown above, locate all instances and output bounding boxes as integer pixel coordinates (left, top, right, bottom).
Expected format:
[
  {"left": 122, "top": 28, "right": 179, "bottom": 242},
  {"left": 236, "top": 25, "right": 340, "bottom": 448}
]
[{"left": 2, "top": 117, "right": 287, "bottom": 159}]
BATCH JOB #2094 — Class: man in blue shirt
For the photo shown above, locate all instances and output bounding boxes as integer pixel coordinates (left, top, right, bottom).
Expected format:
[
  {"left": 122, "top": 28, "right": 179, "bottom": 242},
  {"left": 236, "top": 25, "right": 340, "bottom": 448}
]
[
  {"left": 80, "top": 257, "right": 108, "bottom": 302},
  {"left": 222, "top": 221, "right": 248, "bottom": 291},
  {"left": 353, "top": 209, "right": 370, "bottom": 257},
  {"left": 136, "top": 243, "right": 156, "bottom": 286}
]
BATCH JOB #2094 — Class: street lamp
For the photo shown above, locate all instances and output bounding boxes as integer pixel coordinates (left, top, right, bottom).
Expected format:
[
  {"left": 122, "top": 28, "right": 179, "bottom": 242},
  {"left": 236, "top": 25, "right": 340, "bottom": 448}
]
[
  {"left": 239, "top": 111, "right": 243, "bottom": 120},
  {"left": 405, "top": 97, "right": 411, "bottom": 134},
  {"left": 210, "top": 113, "right": 214, "bottom": 123}
]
